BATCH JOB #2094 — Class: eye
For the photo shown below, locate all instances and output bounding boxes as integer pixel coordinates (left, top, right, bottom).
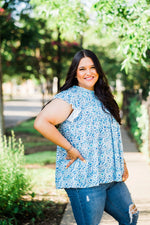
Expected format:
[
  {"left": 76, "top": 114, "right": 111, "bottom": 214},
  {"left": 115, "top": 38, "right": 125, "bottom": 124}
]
[
  {"left": 91, "top": 66, "right": 96, "bottom": 69},
  {"left": 79, "top": 68, "right": 85, "bottom": 71}
]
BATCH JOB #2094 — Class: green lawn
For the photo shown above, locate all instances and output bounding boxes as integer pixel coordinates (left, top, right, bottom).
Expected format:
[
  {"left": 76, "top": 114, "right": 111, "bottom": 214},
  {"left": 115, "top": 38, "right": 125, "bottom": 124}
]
[
  {"left": 7, "top": 118, "right": 56, "bottom": 156},
  {"left": 25, "top": 151, "right": 56, "bottom": 165},
  {"left": 8, "top": 118, "right": 41, "bottom": 136},
  {"left": 24, "top": 141, "right": 54, "bottom": 148}
]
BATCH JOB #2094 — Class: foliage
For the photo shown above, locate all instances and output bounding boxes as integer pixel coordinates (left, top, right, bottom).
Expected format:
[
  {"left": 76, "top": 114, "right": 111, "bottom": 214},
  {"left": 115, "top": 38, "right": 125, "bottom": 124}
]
[
  {"left": 29, "top": 0, "right": 88, "bottom": 88},
  {"left": 0, "top": 199, "right": 45, "bottom": 225},
  {"left": 128, "top": 97, "right": 142, "bottom": 145},
  {"left": 0, "top": 0, "right": 31, "bottom": 44},
  {"left": 82, "top": 18, "right": 149, "bottom": 99},
  {"left": 2, "top": 0, "right": 149, "bottom": 97},
  {"left": 127, "top": 97, "right": 149, "bottom": 158},
  {"left": 25, "top": 151, "right": 56, "bottom": 165},
  {"left": 2, "top": 12, "right": 81, "bottom": 90},
  {"left": 0, "top": 131, "right": 31, "bottom": 223},
  {"left": 30, "top": 0, "right": 89, "bottom": 39},
  {"left": 114, "top": 91, "right": 123, "bottom": 109},
  {"left": 0, "top": 129, "right": 65, "bottom": 224},
  {"left": 0, "top": 2, "right": 18, "bottom": 43},
  {"left": 121, "top": 63, "right": 150, "bottom": 99},
  {"left": 93, "top": 0, "right": 150, "bottom": 73},
  {"left": 136, "top": 104, "right": 149, "bottom": 158}
]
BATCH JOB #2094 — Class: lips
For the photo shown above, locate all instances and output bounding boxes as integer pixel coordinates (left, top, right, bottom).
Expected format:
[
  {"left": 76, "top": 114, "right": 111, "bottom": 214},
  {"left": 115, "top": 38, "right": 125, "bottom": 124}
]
[{"left": 84, "top": 76, "right": 94, "bottom": 81}]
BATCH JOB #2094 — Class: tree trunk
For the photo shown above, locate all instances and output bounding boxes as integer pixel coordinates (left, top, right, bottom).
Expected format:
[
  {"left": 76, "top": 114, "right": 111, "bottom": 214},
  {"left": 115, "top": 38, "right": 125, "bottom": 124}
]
[
  {"left": 80, "top": 34, "right": 84, "bottom": 48},
  {"left": 0, "top": 37, "right": 4, "bottom": 136},
  {"left": 57, "top": 28, "right": 61, "bottom": 91},
  {"left": 147, "top": 94, "right": 150, "bottom": 160}
]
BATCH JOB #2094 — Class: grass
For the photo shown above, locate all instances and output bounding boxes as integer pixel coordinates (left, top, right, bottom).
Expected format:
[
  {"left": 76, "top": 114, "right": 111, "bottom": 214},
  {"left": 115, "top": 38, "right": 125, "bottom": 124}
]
[
  {"left": 9, "top": 118, "right": 40, "bottom": 135},
  {"left": 24, "top": 141, "right": 54, "bottom": 148},
  {"left": 25, "top": 151, "right": 56, "bottom": 165},
  {"left": 6, "top": 118, "right": 56, "bottom": 155}
]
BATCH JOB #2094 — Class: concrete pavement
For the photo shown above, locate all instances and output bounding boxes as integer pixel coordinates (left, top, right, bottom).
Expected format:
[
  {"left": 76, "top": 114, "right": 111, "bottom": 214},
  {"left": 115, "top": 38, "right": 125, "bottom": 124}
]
[
  {"left": 61, "top": 128, "right": 150, "bottom": 225},
  {"left": 4, "top": 95, "right": 46, "bottom": 128}
]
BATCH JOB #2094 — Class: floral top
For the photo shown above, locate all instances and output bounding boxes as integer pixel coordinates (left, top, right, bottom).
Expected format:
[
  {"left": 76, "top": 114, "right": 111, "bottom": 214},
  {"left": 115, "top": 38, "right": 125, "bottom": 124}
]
[{"left": 53, "top": 85, "right": 124, "bottom": 189}]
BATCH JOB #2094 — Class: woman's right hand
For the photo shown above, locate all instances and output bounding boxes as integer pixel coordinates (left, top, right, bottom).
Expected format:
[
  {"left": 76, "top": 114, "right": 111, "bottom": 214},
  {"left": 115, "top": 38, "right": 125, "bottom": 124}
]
[{"left": 66, "top": 147, "right": 86, "bottom": 169}]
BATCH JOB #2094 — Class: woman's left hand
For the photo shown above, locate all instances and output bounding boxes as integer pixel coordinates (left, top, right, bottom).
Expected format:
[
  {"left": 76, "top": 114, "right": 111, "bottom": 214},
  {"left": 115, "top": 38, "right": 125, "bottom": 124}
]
[
  {"left": 65, "top": 147, "right": 86, "bottom": 168},
  {"left": 122, "top": 160, "right": 129, "bottom": 182}
]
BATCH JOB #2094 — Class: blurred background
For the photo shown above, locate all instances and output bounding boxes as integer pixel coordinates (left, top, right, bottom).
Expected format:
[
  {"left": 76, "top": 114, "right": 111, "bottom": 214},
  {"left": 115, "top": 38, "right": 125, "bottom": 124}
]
[{"left": 0, "top": 0, "right": 150, "bottom": 224}]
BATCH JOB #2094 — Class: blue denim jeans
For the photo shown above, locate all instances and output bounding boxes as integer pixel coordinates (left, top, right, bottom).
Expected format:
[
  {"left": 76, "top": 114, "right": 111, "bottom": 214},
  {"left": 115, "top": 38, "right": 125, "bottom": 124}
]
[{"left": 65, "top": 182, "right": 139, "bottom": 225}]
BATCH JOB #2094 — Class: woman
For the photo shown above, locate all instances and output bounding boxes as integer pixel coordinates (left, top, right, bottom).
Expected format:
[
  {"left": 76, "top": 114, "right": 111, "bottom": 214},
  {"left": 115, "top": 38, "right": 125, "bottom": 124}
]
[{"left": 34, "top": 49, "right": 139, "bottom": 225}]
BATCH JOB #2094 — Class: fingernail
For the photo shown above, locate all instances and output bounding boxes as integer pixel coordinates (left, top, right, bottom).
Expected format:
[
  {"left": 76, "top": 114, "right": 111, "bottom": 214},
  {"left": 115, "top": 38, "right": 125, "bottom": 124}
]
[
  {"left": 65, "top": 167, "right": 68, "bottom": 169},
  {"left": 83, "top": 160, "right": 86, "bottom": 163}
]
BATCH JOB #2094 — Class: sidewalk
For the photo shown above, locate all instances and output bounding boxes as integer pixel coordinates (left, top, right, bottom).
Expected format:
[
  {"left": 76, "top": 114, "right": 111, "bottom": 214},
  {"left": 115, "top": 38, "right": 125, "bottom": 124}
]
[{"left": 61, "top": 127, "right": 150, "bottom": 225}]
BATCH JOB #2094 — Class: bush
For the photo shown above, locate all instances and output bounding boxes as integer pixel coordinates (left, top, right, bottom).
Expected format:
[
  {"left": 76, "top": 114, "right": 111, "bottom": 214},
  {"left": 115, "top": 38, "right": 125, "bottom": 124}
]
[
  {"left": 0, "top": 131, "right": 31, "bottom": 223},
  {"left": 128, "top": 97, "right": 142, "bottom": 145},
  {"left": 127, "top": 97, "right": 149, "bottom": 159},
  {"left": 136, "top": 104, "right": 149, "bottom": 159}
]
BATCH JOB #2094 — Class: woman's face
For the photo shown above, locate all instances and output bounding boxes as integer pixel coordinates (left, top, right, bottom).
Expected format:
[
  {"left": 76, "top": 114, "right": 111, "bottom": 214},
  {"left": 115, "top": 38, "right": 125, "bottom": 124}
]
[{"left": 76, "top": 57, "right": 99, "bottom": 90}]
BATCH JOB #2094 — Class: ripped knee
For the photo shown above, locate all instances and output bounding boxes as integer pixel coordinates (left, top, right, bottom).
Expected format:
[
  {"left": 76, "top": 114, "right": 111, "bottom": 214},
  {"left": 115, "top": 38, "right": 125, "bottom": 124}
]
[{"left": 129, "top": 203, "right": 139, "bottom": 224}]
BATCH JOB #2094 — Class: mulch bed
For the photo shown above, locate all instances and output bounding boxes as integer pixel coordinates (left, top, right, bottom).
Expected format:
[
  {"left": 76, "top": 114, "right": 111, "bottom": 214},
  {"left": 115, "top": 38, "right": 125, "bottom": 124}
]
[{"left": 19, "top": 202, "right": 67, "bottom": 225}]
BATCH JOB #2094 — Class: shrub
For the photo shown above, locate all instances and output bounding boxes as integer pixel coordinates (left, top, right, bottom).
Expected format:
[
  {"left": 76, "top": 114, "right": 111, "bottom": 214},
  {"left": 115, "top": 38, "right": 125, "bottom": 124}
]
[
  {"left": 128, "top": 97, "right": 142, "bottom": 145},
  {"left": 127, "top": 97, "right": 149, "bottom": 159},
  {"left": 0, "top": 131, "right": 31, "bottom": 223},
  {"left": 136, "top": 104, "right": 149, "bottom": 159}
]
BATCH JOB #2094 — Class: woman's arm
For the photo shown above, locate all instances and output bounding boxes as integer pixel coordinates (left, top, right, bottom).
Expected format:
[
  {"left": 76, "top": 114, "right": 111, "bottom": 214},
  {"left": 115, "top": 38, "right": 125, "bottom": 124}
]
[
  {"left": 34, "top": 98, "right": 85, "bottom": 168},
  {"left": 34, "top": 99, "right": 73, "bottom": 150}
]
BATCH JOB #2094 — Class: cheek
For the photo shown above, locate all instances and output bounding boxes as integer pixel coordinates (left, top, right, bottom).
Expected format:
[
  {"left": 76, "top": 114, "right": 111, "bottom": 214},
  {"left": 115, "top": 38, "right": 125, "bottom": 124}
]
[
  {"left": 76, "top": 73, "right": 83, "bottom": 81},
  {"left": 95, "top": 74, "right": 99, "bottom": 81}
]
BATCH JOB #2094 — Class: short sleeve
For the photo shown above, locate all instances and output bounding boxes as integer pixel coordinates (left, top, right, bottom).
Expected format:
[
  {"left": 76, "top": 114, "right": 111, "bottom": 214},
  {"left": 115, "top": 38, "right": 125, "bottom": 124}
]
[
  {"left": 53, "top": 90, "right": 72, "bottom": 105},
  {"left": 53, "top": 88, "right": 81, "bottom": 122}
]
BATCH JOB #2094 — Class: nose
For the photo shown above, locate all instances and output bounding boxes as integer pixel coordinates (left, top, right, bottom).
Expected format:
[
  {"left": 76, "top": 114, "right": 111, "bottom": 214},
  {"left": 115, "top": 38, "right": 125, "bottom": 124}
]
[{"left": 86, "top": 68, "right": 90, "bottom": 75}]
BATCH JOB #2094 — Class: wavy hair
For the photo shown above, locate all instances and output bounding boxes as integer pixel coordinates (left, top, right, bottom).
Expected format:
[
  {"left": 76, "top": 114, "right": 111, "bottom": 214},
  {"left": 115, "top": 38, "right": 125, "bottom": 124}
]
[{"left": 60, "top": 49, "right": 121, "bottom": 124}]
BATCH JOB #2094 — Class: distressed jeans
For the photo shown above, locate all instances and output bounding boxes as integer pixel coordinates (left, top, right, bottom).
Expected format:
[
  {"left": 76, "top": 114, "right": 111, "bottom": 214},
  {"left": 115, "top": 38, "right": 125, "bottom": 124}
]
[{"left": 65, "top": 182, "right": 139, "bottom": 225}]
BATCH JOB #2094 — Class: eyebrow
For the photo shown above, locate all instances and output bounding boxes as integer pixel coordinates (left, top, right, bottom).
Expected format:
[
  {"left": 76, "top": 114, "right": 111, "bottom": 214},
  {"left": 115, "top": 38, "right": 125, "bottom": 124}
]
[{"left": 79, "top": 64, "right": 95, "bottom": 69}]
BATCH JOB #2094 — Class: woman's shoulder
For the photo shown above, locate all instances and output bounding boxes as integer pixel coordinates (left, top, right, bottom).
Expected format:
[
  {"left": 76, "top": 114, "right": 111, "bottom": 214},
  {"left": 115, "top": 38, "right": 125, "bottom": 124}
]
[
  {"left": 53, "top": 86, "right": 77, "bottom": 105},
  {"left": 55, "top": 86, "right": 75, "bottom": 96}
]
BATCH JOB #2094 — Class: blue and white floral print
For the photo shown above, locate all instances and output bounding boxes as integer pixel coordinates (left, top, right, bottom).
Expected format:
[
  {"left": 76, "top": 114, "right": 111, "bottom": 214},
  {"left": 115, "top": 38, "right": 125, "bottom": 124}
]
[{"left": 53, "top": 86, "right": 124, "bottom": 189}]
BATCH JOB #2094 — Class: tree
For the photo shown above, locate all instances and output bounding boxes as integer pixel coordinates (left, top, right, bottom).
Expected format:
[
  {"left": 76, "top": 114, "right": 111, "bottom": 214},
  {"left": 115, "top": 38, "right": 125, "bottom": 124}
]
[
  {"left": 30, "top": 0, "right": 89, "bottom": 89},
  {"left": 0, "top": 0, "right": 30, "bottom": 135},
  {"left": 93, "top": 0, "right": 150, "bottom": 73},
  {"left": 92, "top": 0, "right": 150, "bottom": 100},
  {"left": 0, "top": 4, "right": 16, "bottom": 135},
  {"left": 2, "top": 10, "right": 81, "bottom": 101}
]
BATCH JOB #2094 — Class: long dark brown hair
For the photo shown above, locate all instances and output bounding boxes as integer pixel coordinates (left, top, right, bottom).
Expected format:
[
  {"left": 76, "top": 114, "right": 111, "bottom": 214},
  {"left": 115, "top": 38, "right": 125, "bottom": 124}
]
[{"left": 60, "top": 49, "right": 121, "bottom": 124}]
